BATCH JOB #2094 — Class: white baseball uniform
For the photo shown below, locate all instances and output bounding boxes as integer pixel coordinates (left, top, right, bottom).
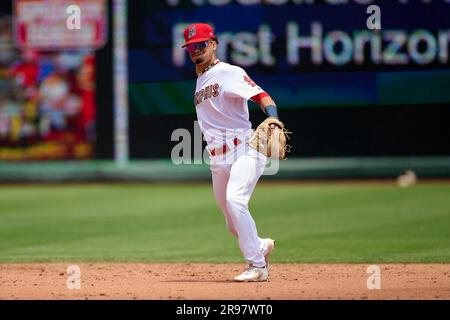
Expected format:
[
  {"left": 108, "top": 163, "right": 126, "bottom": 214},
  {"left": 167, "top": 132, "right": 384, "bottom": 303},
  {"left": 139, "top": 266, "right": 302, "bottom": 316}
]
[{"left": 195, "top": 60, "right": 270, "bottom": 268}]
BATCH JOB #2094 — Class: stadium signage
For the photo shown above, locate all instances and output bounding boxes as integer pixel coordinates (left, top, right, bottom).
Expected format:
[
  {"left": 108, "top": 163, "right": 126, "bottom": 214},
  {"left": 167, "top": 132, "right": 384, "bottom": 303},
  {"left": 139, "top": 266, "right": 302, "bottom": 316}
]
[
  {"left": 13, "top": 0, "right": 107, "bottom": 49},
  {"left": 166, "top": 0, "right": 450, "bottom": 6},
  {"left": 173, "top": 22, "right": 450, "bottom": 67}
]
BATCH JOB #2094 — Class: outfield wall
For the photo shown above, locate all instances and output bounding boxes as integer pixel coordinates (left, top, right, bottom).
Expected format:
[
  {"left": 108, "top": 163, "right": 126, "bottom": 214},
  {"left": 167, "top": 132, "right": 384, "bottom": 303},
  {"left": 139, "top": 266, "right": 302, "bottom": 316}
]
[{"left": 0, "top": 157, "right": 449, "bottom": 182}]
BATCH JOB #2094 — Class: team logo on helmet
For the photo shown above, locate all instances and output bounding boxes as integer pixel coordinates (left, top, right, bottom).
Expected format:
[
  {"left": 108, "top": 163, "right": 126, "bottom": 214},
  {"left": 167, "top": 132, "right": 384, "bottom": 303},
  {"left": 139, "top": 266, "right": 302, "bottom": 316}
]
[{"left": 188, "top": 26, "right": 196, "bottom": 39}]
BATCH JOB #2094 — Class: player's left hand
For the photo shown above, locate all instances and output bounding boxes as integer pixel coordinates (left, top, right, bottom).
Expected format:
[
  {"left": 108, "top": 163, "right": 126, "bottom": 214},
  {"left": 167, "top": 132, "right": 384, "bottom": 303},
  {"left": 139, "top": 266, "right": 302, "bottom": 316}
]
[
  {"left": 249, "top": 117, "right": 292, "bottom": 159},
  {"left": 270, "top": 123, "right": 281, "bottom": 129}
]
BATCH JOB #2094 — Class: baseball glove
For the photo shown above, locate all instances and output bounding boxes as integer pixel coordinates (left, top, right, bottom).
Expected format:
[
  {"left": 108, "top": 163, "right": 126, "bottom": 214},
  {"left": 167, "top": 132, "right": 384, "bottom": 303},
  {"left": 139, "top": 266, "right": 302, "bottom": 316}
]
[{"left": 249, "top": 117, "right": 291, "bottom": 160}]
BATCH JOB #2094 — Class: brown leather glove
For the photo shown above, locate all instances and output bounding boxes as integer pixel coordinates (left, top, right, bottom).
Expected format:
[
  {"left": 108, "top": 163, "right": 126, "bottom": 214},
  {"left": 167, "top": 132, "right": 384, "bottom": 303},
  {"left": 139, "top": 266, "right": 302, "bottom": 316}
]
[{"left": 249, "top": 117, "right": 291, "bottom": 160}]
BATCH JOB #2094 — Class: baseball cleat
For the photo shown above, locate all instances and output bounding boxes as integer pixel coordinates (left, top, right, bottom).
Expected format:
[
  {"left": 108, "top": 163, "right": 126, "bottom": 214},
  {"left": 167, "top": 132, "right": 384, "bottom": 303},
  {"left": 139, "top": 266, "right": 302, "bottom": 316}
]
[
  {"left": 234, "top": 265, "right": 269, "bottom": 282},
  {"left": 262, "top": 238, "right": 275, "bottom": 270}
]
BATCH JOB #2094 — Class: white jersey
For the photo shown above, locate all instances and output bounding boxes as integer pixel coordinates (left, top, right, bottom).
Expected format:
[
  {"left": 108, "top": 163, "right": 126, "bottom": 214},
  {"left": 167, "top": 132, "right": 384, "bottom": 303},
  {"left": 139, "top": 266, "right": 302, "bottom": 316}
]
[{"left": 194, "top": 61, "right": 265, "bottom": 149}]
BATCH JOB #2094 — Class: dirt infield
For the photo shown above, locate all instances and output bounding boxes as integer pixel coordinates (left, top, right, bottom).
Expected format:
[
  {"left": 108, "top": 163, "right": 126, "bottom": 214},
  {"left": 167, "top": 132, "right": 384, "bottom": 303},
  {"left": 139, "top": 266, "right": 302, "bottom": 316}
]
[{"left": 1, "top": 263, "right": 449, "bottom": 300}]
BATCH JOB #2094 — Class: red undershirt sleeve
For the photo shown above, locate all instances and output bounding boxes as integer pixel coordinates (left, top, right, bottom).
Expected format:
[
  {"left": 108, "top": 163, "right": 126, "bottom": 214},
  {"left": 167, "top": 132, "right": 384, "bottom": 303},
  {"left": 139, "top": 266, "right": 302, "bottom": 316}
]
[{"left": 250, "top": 92, "right": 270, "bottom": 106}]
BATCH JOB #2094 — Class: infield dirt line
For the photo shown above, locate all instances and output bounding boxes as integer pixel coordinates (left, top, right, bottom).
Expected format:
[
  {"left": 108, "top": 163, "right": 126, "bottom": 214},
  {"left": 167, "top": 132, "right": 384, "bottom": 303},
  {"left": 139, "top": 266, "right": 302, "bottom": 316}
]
[{"left": 1, "top": 263, "right": 449, "bottom": 300}]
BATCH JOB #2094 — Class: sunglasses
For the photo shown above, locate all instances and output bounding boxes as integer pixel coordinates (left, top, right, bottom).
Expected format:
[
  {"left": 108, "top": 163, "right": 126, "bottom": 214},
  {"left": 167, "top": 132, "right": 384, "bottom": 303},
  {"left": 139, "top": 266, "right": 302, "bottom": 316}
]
[{"left": 185, "top": 40, "right": 210, "bottom": 54}]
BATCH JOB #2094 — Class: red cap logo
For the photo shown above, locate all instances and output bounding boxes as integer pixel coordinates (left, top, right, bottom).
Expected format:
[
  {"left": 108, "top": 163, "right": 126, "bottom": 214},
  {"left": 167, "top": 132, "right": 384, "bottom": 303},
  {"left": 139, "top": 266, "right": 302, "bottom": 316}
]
[{"left": 182, "top": 23, "right": 216, "bottom": 48}]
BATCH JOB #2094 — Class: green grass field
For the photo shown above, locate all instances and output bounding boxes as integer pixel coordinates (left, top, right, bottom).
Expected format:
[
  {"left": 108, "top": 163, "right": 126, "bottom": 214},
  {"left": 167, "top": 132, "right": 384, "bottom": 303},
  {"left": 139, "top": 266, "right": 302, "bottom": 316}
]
[{"left": 0, "top": 183, "right": 449, "bottom": 263}]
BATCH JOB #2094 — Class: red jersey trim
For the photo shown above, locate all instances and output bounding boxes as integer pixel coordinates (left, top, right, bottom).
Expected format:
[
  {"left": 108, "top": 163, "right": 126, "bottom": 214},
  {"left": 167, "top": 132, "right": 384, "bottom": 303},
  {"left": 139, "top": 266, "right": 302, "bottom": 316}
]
[{"left": 250, "top": 92, "right": 270, "bottom": 105}]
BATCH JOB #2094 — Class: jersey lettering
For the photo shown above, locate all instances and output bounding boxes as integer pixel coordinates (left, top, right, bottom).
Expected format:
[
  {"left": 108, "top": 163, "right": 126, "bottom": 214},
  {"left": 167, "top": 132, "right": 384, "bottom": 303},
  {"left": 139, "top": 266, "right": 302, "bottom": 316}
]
[
  {"left": 244, "top": 75, "right": 257, "bottom": 87},
  {"left": 195, "top": 83, "right": 220, "bottom": 106}
]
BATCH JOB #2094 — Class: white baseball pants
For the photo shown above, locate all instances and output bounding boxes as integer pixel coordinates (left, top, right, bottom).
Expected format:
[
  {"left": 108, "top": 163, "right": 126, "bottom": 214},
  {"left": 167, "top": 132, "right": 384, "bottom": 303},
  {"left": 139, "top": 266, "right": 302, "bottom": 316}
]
[{"left": 210, "top": 144, "right": 268, "bottom": 268}]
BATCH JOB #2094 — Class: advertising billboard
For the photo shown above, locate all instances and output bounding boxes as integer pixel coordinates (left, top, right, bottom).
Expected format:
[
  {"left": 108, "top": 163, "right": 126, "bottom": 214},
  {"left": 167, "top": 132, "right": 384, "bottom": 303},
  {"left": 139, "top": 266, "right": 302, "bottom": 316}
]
[{"left": 128, "top": 1, "right": 450, "bottom": 115}]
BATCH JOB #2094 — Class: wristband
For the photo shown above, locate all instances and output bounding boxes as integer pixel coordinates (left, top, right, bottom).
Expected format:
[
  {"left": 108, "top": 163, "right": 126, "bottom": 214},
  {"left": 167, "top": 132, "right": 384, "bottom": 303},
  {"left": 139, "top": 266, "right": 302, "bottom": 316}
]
[{"left": 265, "top": 105, "right": 279, "bottom": 119}]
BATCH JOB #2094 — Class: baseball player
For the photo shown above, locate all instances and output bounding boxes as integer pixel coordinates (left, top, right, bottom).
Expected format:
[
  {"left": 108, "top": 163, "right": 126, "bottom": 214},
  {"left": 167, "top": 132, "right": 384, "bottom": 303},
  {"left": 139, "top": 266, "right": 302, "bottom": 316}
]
[{"left": 182, "top": 23, "right": 280, "bottom": 282}]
